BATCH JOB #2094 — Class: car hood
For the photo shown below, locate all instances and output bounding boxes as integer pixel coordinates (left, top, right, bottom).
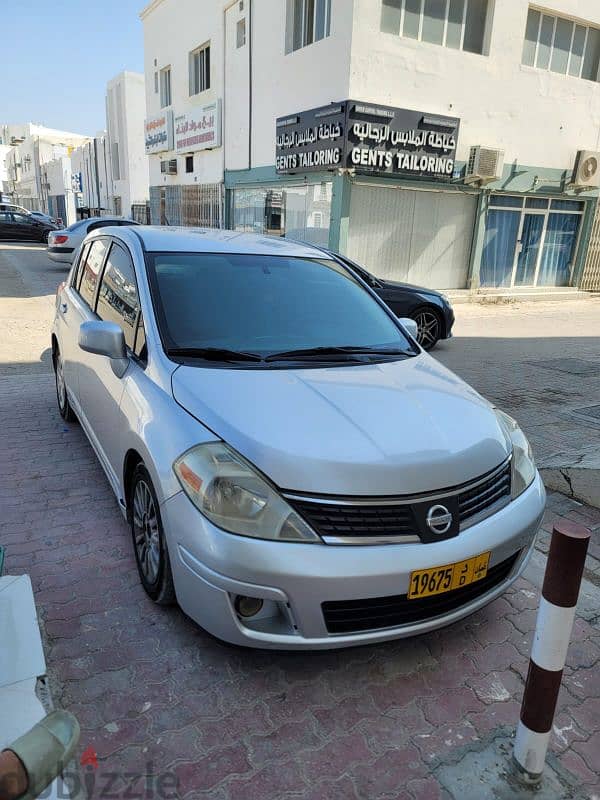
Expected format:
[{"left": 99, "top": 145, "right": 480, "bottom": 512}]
[
  {"left": 171, "top": 354, "right": 511, "bottom": 496},
  {"left": 377, "top": 278, "right": 441, "bottom": 296}
]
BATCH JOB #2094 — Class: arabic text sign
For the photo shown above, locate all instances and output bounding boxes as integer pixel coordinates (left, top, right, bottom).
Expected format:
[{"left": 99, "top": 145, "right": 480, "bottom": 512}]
[
  {"left": 275, "top": 103, "right": 346, "bottom": 174},
  {"left": 275, "top": 101, "right": 460, "bottom": 180},
  {"left": 346, "top": 103, "right": 459, "bottom": 180},
  {"left": 175, "top": 101, "right": 222, "bottom": 154},
  {"left": 145, "top": 111, "right": 174, "bottom": 155}
]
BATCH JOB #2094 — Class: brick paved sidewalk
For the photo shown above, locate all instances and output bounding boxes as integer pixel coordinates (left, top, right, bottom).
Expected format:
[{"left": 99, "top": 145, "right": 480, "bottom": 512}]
[{"left": 1, "top": 370, "right": 599, "bottom": 799}]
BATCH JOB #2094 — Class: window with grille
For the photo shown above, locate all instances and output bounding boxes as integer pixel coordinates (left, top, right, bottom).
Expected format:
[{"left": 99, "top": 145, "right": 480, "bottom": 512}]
[
  {"left": 189, "top": 43, "right": 210, "bottom": 96},
  {"left": 159, "top": 66, "right": 171, "bottom": 108},
  {"left": 287, "top": 0, "right": 331, "bottom": 53},
  {"left": 522, "top": 8, "right": 600, "bottom": 82},
  {"left": 381, "top": 0, "right": 490, "bottom": 55}
]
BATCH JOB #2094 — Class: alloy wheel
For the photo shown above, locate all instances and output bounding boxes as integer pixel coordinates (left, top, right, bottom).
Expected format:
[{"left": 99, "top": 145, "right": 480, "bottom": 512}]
[
  {"left": 56, "top": 355, "right": 67, "bottom": 410},
  {"left": 132, "top": 480, "right": 161, "bottom": 584},
  {"left": 413, "top": 309, "right": 441, "bottom": 350}
]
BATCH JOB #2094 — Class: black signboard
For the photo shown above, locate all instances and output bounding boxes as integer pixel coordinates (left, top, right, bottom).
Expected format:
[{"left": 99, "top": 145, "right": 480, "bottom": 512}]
[
  {"left": 275, "top": 103, "right": 346, "bottom": 174},
  {"left": 275, "top": 100, "right": 460, "bottom": 181}
]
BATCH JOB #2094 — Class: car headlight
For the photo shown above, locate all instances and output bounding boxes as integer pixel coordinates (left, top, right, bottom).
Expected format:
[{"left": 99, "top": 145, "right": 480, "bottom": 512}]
[
  {"left": 494, "top": 409, "right": 536, "bottom": 499},
  {"left": 173, "top": 442, "right": 320, "bottom": 542}
]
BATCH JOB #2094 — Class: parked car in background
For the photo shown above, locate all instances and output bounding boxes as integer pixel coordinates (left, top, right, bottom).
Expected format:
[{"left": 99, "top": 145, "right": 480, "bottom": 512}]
[
  {"left": 0, "top": 210, "right": 58, "bottom": 243},
  {"left": 0, "top": 202, "right": 33, "bottom": 215},
  {"left": 31, "top": 210, "right": 59, "bottom": 226},
  {"left": 47, "top": 217, "right": 140, "bottom": 264},
  {"left": 52, "top": 227, "right": 544, "bottom": 650},
  {"left": 322, "top": 249, "right": 455, "bottom": 350}
]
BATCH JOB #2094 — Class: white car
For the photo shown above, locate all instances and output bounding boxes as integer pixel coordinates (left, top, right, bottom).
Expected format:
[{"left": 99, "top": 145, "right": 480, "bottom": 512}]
[
  {"left": 47, "top": 217, "right": 140, "bottom": 264},
  {"left": 51, "top": 226, "right": 545, "bottom": 650}
]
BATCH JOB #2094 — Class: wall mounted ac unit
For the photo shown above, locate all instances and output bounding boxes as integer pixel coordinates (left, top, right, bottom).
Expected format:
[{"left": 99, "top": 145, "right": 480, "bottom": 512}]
[
  {"left": 160, "top": 158, "right": 177, "bottom": 175},
  {"left": 465, "top": 146, "right": 505, "bottom": 185},
  {"left": 571, "top": 150, "right": 600, "bottom": 189}
]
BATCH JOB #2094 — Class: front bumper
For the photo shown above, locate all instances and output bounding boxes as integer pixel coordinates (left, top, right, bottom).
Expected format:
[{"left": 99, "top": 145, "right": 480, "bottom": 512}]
[{"left": 161, "top": 472, "right": 545, "bottom": 649}]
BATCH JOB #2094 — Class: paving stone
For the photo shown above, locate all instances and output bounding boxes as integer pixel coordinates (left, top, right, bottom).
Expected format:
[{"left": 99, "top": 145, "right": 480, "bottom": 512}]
[{"left": 3, "top": 245, "right": 600, "bottom": 799}]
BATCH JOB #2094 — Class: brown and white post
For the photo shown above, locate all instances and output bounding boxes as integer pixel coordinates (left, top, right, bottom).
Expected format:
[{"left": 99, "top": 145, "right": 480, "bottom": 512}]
[{"left": 513, "top": 519, "right": 591, "bottom": 783}]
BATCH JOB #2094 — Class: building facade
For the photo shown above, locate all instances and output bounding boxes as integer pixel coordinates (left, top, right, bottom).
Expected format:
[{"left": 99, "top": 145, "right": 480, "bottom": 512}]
[
  {"left": 141, "top": 0, "right": 600, "bottom": 292},
  {"left": 106, "top": 72, "right": 150, "bottom": 218},
  {"left": 1, "top": 124, "right": 89, "bottom": 222}
]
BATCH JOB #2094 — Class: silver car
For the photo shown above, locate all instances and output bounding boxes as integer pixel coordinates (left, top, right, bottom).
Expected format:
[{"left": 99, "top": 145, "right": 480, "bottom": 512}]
[
  {"left": 52, "top": 227, "right": 545, "bottom": 650},
  {"left": 47, "top": 217, "right": 140, "bottom": 264}
]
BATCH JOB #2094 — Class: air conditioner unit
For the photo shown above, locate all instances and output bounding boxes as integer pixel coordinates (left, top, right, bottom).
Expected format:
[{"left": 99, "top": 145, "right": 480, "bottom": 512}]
[
  {"left": 571, "top": 150, "right": 600, "bottom": 190},
  {"left": 160, "top": 158, "right": 177, "bottom": 175},
  {"left": 465, "top": 146, "right": 505, "bottom": 185}
]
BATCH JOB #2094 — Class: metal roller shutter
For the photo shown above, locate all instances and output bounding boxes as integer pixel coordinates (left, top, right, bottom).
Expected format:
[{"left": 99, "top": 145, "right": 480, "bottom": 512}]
[{"left": 346, "top": 185, "right": 477, "bottom": 289}]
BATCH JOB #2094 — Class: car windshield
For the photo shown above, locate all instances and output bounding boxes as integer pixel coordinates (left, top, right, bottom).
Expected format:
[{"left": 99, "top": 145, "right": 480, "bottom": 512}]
[{"left": 146, "top": 252, "right": 415, "bottom": 364}]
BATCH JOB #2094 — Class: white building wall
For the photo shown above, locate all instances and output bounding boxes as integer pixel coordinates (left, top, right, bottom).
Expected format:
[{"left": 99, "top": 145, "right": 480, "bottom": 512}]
[
  {"left": 70, "top": 135, "right": 111, "bottom": 214},
  {"left": 350, "top": 0, "right": 600, "bottom": 169},
  {"left": 248, "top": 0, "right": 354, "bottom": 169},
  {"left": 106, "top": 71, "right": 150, "bottom": 214},
  {"left": 142, "top": 0, "right": 225, "bottom": 188},
  {"left": 43, "top": 156, "right": 76, "bottom": 225}
]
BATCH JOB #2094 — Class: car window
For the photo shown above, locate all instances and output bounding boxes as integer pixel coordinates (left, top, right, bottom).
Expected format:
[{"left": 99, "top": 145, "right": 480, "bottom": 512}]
[
  {"left": 96, "top": 242, "right": 140, "bottom": 349},
  {"left": 133, "top": 313, "right": 147, "bottom": 362},
  {"left": 78, "top": 239, "right": 108, "bottom": 309},
  {"left": 12, "top": 213, "right": 35, "bottom": 225},
  {"left": 73, "top": 243, "right": 91, "bottom": 289},
  {"left": 146, "top": 253, "right": 412, "bottom": 358},
  {"left": 88, "top": 220, "right": 120, "bottom": 233},
  {"left": 0, "top": 212, "right": 11, "bottom": 223}
]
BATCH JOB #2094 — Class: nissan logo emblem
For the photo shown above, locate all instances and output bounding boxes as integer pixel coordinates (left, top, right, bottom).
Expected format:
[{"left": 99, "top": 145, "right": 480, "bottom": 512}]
[{"left": 426, "top": 504, "right": 453, "bottom": 535}]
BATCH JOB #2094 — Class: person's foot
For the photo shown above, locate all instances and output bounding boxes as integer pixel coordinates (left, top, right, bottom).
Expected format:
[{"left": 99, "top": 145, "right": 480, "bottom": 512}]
[{"left": 1, "top": 711, "right": 79, "bottom": 800}]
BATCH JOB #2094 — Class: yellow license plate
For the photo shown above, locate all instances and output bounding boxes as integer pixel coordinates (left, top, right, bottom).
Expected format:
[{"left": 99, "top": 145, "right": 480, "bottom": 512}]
[{"left": 408, "top": 551, "right": 491, "bottom": 599}]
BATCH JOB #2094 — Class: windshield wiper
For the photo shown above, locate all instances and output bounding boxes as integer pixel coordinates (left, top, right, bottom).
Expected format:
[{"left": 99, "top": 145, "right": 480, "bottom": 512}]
[
  {"left": 264, "top": 345, "right": 411, "bottom": 362},
  {"left": 167, "top": 347, "right": 263, "bottom": 362}
]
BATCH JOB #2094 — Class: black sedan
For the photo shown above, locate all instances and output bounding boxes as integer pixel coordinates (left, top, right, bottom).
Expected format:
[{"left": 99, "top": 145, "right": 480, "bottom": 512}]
[
  {"left": 328, "top": 251, "right": 455, "bottom": 350},
  {"left": 0, "top": 210, "right": 59, "bottom": 243}
]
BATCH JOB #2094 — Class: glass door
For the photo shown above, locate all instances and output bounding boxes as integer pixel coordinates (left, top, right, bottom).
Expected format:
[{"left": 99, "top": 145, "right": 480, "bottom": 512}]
[{"left": 514, "top": 213, "right": 545, "bottom": 286}]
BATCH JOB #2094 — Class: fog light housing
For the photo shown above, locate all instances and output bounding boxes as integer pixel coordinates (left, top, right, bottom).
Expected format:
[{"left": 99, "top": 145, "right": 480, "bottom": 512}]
[{"left": 234, "top": 595, "right": 264, "bottom": 618}]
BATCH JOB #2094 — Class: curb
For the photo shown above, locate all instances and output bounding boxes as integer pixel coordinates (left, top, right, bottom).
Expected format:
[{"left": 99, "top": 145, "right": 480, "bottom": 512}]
[{"left": 541, "top": 467, "right": 600, "bottom": 510}]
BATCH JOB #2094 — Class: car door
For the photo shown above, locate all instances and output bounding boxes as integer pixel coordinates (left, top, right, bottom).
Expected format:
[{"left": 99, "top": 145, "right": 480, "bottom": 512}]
[
  {"left": 56, "top": 241, "right": 94, "bottom": 404},
  {"left": 0, "top": 211, "right": 16, "bottom": 239},
  {"left": 11, "top": 212, "right": 40, "bottom": 241},
  {"left": 77, "top": 239, "right": 144, "bottom": 484}
]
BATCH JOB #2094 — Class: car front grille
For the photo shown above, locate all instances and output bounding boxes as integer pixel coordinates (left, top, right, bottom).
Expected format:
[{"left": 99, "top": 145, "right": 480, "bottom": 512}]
[
  {"left": 321, "top": 551, "right": 520, "bottom": 634},
  {"left": 458, "top": 462, "right": 511, "bottom": 524},
  {"left": 284, "top": 458, "right": 512, "bottom": 544},
  {"left": 285, "top": 499, "right": 418, "bottom": 540}
]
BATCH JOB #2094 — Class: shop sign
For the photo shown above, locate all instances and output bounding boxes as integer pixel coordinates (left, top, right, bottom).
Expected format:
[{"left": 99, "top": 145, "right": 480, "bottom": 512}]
[
  {"left": 175, "top": 100, "right": 222, "bottom": 154},
  {"left": 276, "top": 100, "right": 460, "bottom": 181},
  {"left": 276, "top": 103, "right": 346, "bottom": 173},
  {"left": 145, "top": 111, "right": 174, "bottom": 154}
]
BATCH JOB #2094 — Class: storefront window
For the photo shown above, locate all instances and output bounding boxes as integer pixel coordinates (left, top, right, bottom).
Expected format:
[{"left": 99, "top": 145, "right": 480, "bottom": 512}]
[
  {"left": 232, "top": 182, "right": 332, "bottom": 246},
  {"left": 481, "top": 195, "right": 584, "bottom": 288}
]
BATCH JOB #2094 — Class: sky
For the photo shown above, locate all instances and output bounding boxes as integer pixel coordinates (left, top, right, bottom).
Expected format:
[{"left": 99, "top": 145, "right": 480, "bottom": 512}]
[{"left": 2, "top": 0, "right": 145, "bottom": 136}]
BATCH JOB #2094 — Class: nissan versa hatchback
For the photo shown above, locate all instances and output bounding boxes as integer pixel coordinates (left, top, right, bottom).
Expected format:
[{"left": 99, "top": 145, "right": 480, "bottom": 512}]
[{"left": 52, "top": 227, "right": 546, "bottom": 649}]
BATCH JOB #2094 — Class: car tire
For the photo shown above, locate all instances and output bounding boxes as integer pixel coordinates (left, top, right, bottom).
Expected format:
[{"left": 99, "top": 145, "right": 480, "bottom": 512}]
[
  {"left": 410, "top": 306, "right": 444, "bottom": 351},
  {"left": 54, "top": 347, "right": 77, "bottom": 422},
  {"left": 130, "top": 464, "right": 176, "bottom": 606}
]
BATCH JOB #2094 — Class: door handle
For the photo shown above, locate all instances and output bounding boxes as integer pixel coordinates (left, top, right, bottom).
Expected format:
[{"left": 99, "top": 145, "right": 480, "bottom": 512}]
[{"left": 60, "top": 302, "right": 68, "bottom": 313}]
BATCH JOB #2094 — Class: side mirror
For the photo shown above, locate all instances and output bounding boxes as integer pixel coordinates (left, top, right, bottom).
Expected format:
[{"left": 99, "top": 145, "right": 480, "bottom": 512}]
[
  {"left": 79, "top": 321, "right": 129, "bottom": 377},
  {"left": 399, "top": 317, "right": 419, "bottom": 342}
]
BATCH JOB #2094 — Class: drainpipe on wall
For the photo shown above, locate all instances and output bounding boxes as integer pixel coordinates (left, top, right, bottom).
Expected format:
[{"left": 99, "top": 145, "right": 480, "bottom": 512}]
[{"left": 248, "top": 0, "right": 252, "bottom": 171}]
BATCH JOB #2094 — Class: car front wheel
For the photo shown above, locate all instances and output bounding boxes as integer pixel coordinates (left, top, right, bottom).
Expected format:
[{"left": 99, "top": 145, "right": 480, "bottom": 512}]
[
  {"left": 411, "top": 307, "right": 443, "bottom": 351},
  {"left": 54, "top": 347, "right": 76, "bottom": 421},
  {"left": 130, "top": 464, "right": 176, "bottom": 605}
]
